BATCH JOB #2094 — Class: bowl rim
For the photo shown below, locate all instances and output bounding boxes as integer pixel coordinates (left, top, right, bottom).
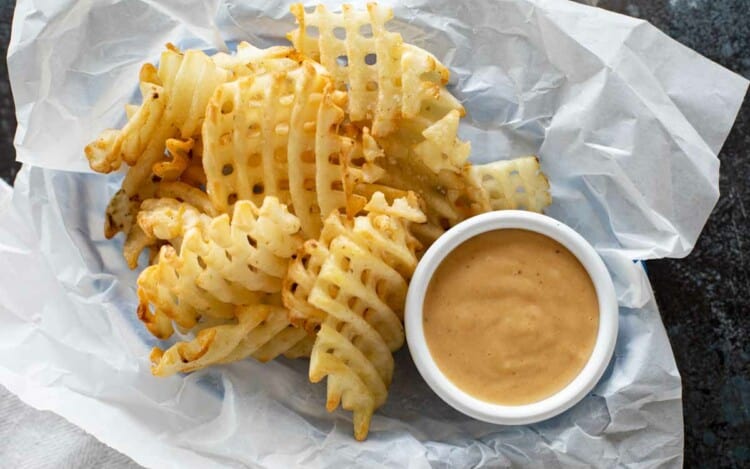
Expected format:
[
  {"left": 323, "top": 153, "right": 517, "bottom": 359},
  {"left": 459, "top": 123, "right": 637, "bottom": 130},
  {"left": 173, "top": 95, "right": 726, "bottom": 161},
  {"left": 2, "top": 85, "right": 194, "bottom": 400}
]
[{"left": 405, "top": 210, "right": 619, "bottom": 425}]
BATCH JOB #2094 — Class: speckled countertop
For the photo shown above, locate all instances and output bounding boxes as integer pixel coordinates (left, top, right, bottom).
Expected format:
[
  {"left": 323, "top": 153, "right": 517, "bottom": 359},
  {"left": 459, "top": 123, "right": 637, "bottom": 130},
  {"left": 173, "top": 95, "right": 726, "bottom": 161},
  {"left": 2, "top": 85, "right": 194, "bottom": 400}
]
[
  {"left": 0, "top": 0, "right": 748, "bottom": 467},
  {"left": 592, "top": 1, "right": 750, "bottom": 466}
]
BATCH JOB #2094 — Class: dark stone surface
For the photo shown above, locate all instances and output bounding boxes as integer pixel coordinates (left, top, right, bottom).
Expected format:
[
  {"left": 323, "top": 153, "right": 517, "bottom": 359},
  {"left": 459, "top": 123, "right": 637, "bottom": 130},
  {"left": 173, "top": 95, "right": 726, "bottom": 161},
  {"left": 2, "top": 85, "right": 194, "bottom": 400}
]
[
  {"left": 0, "top": 0, "right": 18, "bottom": 185},
  {"left": 593, "top": 2, "right": 750, "bottom": 467},
  {"left": 0, "top": 0, "right": 747, "bottom": 467}
]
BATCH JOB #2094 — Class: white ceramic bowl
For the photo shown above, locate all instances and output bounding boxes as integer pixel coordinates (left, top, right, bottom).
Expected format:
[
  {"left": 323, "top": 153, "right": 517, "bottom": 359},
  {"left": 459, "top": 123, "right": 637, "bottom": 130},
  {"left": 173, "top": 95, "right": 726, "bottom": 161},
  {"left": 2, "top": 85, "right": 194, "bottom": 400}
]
[{"left": 405, "top": 210, "right": 618, "bottom": 425}]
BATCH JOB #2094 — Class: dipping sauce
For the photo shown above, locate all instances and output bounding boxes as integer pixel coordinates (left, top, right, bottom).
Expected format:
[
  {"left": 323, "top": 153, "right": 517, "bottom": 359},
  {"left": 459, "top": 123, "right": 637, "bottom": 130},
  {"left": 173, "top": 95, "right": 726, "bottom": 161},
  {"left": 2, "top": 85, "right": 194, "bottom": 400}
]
[{"left": 422, "top": 229, "right": 599, "bottom": 405}]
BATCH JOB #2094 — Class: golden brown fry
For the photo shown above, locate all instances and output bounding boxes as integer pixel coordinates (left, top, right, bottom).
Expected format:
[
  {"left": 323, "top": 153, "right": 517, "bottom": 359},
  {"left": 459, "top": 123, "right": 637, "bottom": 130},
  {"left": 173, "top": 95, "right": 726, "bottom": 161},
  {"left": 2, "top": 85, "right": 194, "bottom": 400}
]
[
  {"left": 468, "top": 156, "right": 552, "bottom": 212},
  {"left": 202, "top": 59, "right": 362, "bottom": 237},
  {"left": 311, "top": 233, "right": 407, "bottom": 350},
  {"left": 150, "top": 304, "right": 305, "bottom": 376},
  {"left": 283, "top": 333, "right": 316, "bottom": 359},
  {"left": 154, "top": 181, "right": 217, "bottom": 217},
  {"left": 413, "top": 110, "right": 470, "bottom": 175},
  {"left": 137, "top": 197, "right": 303, "bottom": 337},
  {"left": 91, "top": 45, "right": 231, "bottom": 267},
  {"left": 137, "top": 197, "right": 210, "bottom": 251},
  {"left": 288, "top": 3, "right": 464, "bottom": 137},
  {"left": 309, "top": 321, "right": 388, "bottom": 440},
  {"left": 106, "top": 178, "right": 216, "bottom": 269},
  {"left": 283, "top": 192, "right": 424, "bottom": 440},
  {"left": 252, "top": 325, "right": 311, "bottom": 362},
  {"left": 85, "top": 66, "right": 165, "bottom": 173},
  {"left": 376, "top": 115, "right": 476, "bottom": 237},
  {"left": 283, "top": 239, "right": 331, "bottom": 332},
  {"left": 153, "top": 138, "right": 192, "bottom": 182},
  {"left": 211, "top": 42, "right": 300, "bottom": 79},
  {"left": 86, "top": 47, "right": 230, "bottom": 175},
  {"left": 287, "top": 3, "right": 494, "bottom": 253}
]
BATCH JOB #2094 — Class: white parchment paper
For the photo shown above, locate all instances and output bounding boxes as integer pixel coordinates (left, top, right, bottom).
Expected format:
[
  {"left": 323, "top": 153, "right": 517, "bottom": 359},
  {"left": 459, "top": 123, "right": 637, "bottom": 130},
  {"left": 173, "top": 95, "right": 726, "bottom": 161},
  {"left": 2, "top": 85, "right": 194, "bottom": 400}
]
[{"left": 1, "top": 0, "right": 747, "bottom": 467}]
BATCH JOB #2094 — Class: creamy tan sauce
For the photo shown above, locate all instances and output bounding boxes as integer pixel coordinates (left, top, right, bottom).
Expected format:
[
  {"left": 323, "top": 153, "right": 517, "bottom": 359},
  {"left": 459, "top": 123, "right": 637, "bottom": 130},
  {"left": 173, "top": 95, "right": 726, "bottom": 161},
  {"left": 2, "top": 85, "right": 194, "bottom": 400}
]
[{"left": 423, "top": 229, "right": 599, "bottom": 405}]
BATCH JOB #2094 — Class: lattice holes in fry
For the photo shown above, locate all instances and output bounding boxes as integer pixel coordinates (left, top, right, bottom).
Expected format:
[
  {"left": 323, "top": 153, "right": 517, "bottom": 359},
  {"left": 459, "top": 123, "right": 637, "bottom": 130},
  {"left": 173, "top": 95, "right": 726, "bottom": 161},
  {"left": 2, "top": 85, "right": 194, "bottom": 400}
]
[
  {"left": 288, "top": 4, "right": 464, "bottom": 137},
  {"left": 468, "top": 156, "right": 552, "bottom": 212},
  {"left": 138, "top": 197, "right": 309, "bottom": 374},
  {"left": 202, "top": 57, "right": 364, "bottom": 238},
  {"left": 150, "top": 303, "right": 309, "bottom": 376},
  {"left": 282, "top": 192, "right": 424, "bottom": 440},
  {"left": 89, "top": 44, "right": 230, "bottom": 268}
]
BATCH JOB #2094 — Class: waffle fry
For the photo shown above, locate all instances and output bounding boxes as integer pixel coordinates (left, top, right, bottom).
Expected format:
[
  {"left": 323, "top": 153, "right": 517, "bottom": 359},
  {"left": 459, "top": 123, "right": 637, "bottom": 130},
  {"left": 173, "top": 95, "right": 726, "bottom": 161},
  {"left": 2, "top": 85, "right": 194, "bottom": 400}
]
[
  {"left": 137, "top": 198, "right": 210, "bottom": 251},
  {"left": 105, "top": 186, "right": 158, "bottom": 269},
  {"left": 283, "top": 239, "right": 331, "bottom": 332},
  {"left": 203, "top": 56, "right": 368, "bottom": 237},
  {"left": 86, "top": 45, "right": 230, "bottom": 176},
  {"left": 287, "top": 4, "right": 463, "bottom": 137},
  {"left": 150, "top": 304, "right": 273, "bottom": 375},
  {"left": 85, "top": 66, "right": 164, "bottom": 174},
  {"left": 283, "top": 193, "right": 423, "bottom": 440},
  {"left": 152, "top": 138, "right": 192, "bottom": 182},
  {"left": 282, "top": 333, "right": 316, "bottom": 359},
  {"left": 212, "top": 42, "right": 300, "bottom": 78},
  {"left": 309, "top": 320, "right": 389, "bottom": 440},
  {"left": 107, "top": 177, "right": 215, "bottom": 269},
  {"left": 399, "top": 44, "right": 464, "bottom": 122},
  {"left": 375, "top": 113, "right": 481, "bottom": 246},
  {"left": 311, "top": 234, "right": 407, "bottom": 350},
  {"left": 251, "top": 324, "right": 311, "bottom": 362},
  {"left": 91, "top": 46, "right": 229, "bottom": 268},
  {"left": 468, "top": 156, "right": 552, "bottom": 212},
  {"left": 283, "top": 191, "right": 422, "bottom": 331},
  {"left": 137, "top": 197, "right": 303, "bottom": 338},
  {"left": 413, "top": 110, "right": 470, "bottom": 175},
  {"left": 150, "top": 304, "right": 311, "bottom": 376}
]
